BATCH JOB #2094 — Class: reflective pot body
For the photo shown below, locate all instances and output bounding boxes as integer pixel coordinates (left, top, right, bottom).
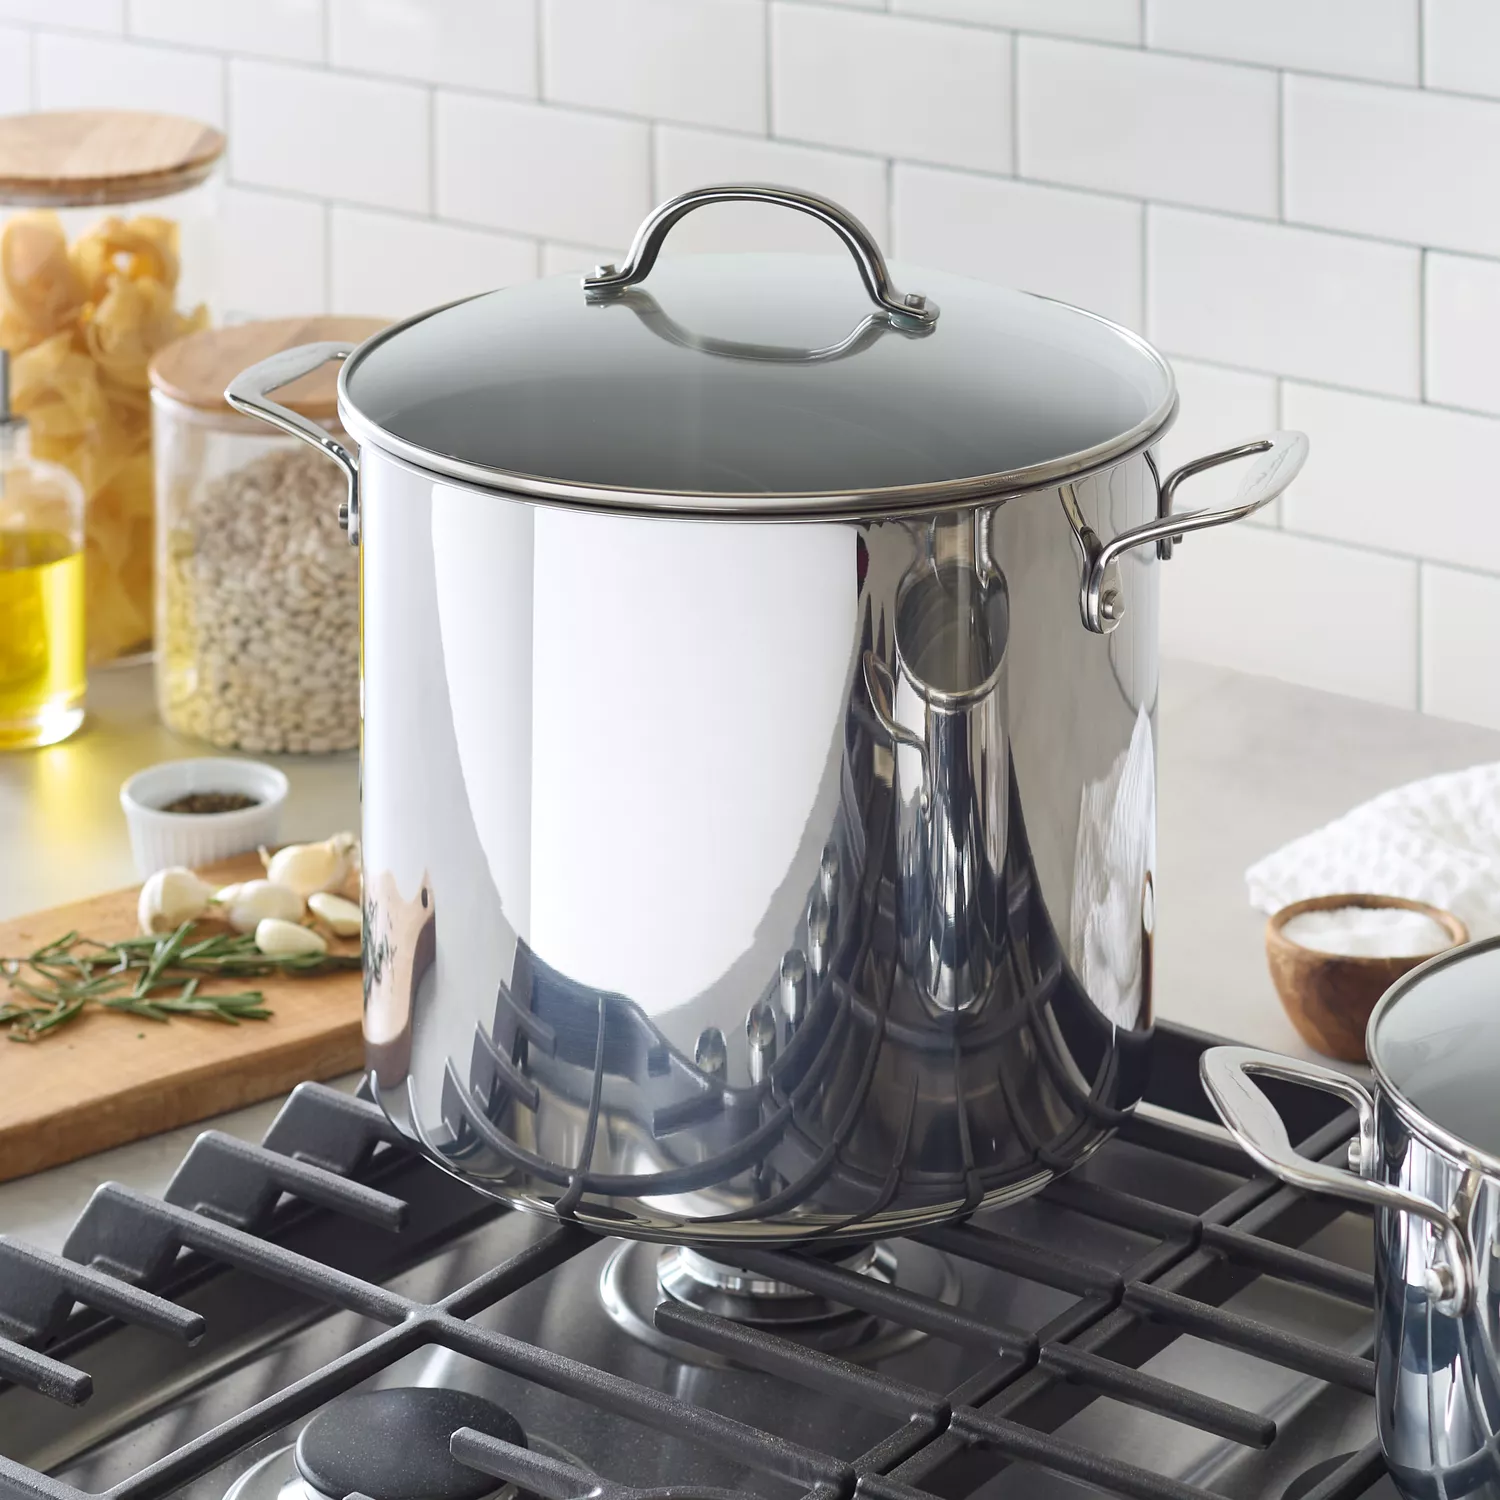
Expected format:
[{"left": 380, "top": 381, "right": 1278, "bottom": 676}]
[
  {"left": 357, "top": 444, "right": 1160, "bottom": 1241},
  {"left": 1203, "top": 1026, "right": 1500, "bottom": 1500},
  {"left": 1373, "top": 1098, "right": 1500, "bottom": 1499}
]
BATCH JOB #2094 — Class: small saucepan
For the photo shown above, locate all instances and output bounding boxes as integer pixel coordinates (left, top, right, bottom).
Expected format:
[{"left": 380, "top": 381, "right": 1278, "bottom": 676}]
[{"left": 1202, "top": 935, "right": 1500, "bottom": 1500}]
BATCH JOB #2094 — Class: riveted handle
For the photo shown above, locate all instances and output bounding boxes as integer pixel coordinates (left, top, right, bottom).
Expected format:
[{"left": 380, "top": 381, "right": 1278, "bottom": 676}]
[
  {"left": 1080, "top": 431, "right": 1309, "bottom": 633},
  {"left": 225, "top": 342, "right": 361, "bottom": 545},
  {"left": 1201, "top": 1045, "right": 1475, "bottom": 1316},
  {"left": 582, "top": 184, "right": 939, "bottom": 329}
]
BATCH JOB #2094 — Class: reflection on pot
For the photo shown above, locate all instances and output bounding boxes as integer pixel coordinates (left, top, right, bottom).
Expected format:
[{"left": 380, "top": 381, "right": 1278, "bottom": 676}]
[{"left": 363, "top": 486, "right": 1159, "bottom": 1243}]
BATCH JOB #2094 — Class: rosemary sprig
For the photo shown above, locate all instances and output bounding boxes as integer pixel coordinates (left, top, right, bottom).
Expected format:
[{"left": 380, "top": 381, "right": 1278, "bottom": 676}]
[{"left": 0, "top": 922, "right": 359, "bottom": 1042}]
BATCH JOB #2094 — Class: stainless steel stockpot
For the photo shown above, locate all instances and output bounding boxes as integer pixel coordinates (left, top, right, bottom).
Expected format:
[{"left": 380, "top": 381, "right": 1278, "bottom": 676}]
[
  {"left": 1204, "top": 940, "right": 1500, "bottom": 1500},
  {"left": 229, "top": 185, "right": 1307, "bottom": 1244}
]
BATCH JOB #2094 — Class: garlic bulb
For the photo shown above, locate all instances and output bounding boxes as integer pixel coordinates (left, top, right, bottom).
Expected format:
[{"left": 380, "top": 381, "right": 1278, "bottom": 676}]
[
  {"left": 308, "top": 891, "right": 361, "bottom": 938},
  {"left": 222, "top": 879, "right": 304, "bottom": 934},
  {"left": 262, "top": 832, "right": 360, "bottom": 898},
  {"left": 138, "top": 867, "right": 213, "bottom": 935},
  {"left": 254, "top": 918, "right": 328, "bottom": 957}
]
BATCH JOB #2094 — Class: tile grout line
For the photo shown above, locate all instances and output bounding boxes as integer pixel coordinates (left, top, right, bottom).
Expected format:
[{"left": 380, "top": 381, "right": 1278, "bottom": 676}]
[
  {"left": 1275, "top": 70, "right": 1285, "bottom": 222},
  {"left": 1009, "top": 27, "right": 1020, "bottom": 175},
  {"left": 763, "top": 0, "right": 773, "bottom": 139},
  {"left": 1415, "top": 562, "right": 1425, "bottom": 710},
  {"left": 1419, "top": 248, "right": 1429, "bottom": 403}
]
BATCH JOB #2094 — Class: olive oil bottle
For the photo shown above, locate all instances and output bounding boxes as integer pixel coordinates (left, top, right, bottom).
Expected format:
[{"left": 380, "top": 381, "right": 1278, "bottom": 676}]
[{"left": 0, "top": 351, "right": 86, "bottom": 749}]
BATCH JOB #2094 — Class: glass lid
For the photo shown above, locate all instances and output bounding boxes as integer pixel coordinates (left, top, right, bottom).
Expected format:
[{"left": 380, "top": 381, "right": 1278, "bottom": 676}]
[
  {"left": 1368, "top": 936, "right": 1500, "bottom": 1162},
  {"left": 338, "top": 185, "right": 1176, "bottom": 515}
]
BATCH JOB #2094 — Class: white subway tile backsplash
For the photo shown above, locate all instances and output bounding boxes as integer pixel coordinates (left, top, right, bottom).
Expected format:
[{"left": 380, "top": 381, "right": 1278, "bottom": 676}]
[
  {"left": 1146, "top": 0, "right": 1418, "bottom": 86},
  {"left": 1160, "top": 525, "right": 1418, "bottom": 708},
  {"left": 1426, "top": 253, "right": 1500, "bottom": 417},
  {"left": 541, "top": 241, "right": 621, "bottom": 277},
  {"left": 436, "top": 93, "right": 651, "bottom": 246},
  {"left": 1424, "top": 0, "right": 1500, "bottom": 100},
  {"left": 892, "top": 0, "right": 1140, "bottom": 43},
  {"left": 0, "top": 25, "right": 30, "bottom": 112},
  {"left": 36, "top": 33, "right": 224, "bottom": 123},
  {"left": 655, "top": 129, "right": 889, "bottom": 251},
  {"left": 1156, "top": 360, "right": 1281, "bottom": 519},
  {"left": 230, "top": 59, "right": 429, "bottom": 212},
  {"left": 129, "top": 0, "right": 324, "bottom": 63},
  {"left": 545, "top": 0, "right": 765, "bottom": 133},
  {"left": 11, "top": 0, "right": 1500, "bottom": 723},
  {"left": 1148, "top": 208, "right": 1420, "bottom": 397},
  {"left": 330, "top": 0, "right": 535, "bottom": 96},
  {"left": 1421, "top": 565, "right": 1500, "bottom": 729},
  {"left": 891, "top": 164, "right": 1142, "bottom": 330},
  {"left": 0, "top": 0, "right": 120, "bottom": 31},
  {"left": 1018, "top": 38, "right": 1277, "bottom": 217},
  {"left": 1285, "top": 75, "right": 1500, "bottom": 257},
  {"left": 331, "top": 207, "right": 535, "bottom": 316},
  {"left": 771, "top": 3, "right": 1011, "bottom": 173},
  {"left": 1281, "top": 382, "right": 1500, "bottom": 571},
  {"left": 221, "top": 186, "right": 326, "bottom": 318}
]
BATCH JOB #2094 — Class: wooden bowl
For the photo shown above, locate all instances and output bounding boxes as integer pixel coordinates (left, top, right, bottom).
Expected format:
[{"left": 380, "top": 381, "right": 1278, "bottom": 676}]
[{"left": 1266, "top": 894, "right": 1468, "bottom": 1062}]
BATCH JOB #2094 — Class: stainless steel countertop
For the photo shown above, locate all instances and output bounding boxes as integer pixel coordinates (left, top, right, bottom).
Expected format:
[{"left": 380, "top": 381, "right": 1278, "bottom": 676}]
[{"left": 6, "top": 656, "right": 1500, "bottom": 1247}]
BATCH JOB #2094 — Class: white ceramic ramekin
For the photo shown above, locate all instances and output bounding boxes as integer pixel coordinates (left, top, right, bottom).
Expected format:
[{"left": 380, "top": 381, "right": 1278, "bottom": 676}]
[{"left": 120, "top": 758, "right": 289, "bottom": 878}]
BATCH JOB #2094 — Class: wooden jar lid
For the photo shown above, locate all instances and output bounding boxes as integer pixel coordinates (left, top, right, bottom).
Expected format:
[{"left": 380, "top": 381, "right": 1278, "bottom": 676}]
[
  {"left": 149, "top": 317, "right": 389, "bottom": 421},
  {"left": 0, "top": 110, "right": 227, "bottom": 206}
]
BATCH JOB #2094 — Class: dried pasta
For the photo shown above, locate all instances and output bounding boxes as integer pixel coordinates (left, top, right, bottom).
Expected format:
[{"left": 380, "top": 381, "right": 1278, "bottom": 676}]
[{"left": 0, "top": 210, "right": 207, "bottom": 661}]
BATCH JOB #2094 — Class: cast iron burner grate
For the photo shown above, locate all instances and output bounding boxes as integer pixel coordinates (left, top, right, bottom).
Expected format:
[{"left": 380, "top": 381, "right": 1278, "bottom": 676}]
[{"left": 0, "top": 1024, "right": 1386, "bottom": 1500}]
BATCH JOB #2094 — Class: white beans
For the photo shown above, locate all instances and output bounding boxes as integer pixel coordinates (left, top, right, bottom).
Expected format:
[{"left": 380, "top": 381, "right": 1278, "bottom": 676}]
[{"left": 158, "top": 445, "right": 358, "bottom": 754}]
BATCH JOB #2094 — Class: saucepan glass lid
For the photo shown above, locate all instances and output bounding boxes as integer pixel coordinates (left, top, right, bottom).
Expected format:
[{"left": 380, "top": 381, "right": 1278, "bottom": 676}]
[{"left": 1368, "top": 935, "right": 1500, "bottom": 1163}]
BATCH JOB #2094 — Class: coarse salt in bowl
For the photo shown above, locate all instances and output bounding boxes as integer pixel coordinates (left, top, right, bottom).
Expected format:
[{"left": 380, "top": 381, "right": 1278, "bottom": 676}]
[{"left": 120, "top": 757, "right": 288, "bottom": 878}]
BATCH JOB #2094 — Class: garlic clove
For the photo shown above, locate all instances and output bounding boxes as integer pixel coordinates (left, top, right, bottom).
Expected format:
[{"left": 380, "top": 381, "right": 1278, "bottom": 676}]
[
  {"left": 224, "top": 879, "right": 304, "bottom": 934},
  {"left": 138, "top": 867, "right": 213, "bottom": 935},
  {"left": 212, "top": 882, "right": 245, "bottom": 906},
  {"left": 308, "top": 891, "right": 361, "bottom": 938},
  {"left": 264, "top": 831, "right": 359, "bottom": 898},
  {"left": 254, "top": 918, "right": 328, "bottom": 957}
]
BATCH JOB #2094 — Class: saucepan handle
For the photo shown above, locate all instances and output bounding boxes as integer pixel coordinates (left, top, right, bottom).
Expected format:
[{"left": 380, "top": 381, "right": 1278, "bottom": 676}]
[
  {"left": 1200, "top": 1045, "right": 1476, "bottom": 1315},
  {"left": 225, "top": 342, "right": 361, "bottom": 545},
  {"left": 1079, "top": 431, "right": 1309, "bottom": 633},
  {"left": 582, "top": 184, "right": 938, "bottom": 329}
]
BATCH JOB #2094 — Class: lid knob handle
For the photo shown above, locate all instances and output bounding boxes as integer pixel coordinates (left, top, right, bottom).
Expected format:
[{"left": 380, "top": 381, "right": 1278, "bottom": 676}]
[{"left": 582, "top": 184, "right": 939, "bottom": 329}]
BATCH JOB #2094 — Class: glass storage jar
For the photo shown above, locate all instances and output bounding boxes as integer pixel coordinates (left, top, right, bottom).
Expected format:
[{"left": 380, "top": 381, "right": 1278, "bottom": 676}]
[
  {"left": 149, "top": 317, "right": 384, "bottom": 754},
  {"left": 0, "top": 350, "right": 86, "bottom": 749},
  {"left": 0, "top": 110, "right": 223, "bottom": 664}
]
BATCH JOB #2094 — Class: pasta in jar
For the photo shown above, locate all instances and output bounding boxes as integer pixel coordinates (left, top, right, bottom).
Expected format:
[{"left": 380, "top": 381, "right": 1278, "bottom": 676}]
[
  {"left": 0, "top": 211, "right": 208, "bottom": 663},
  {"left": 0, "top": 108, "right": 223, "bottom": 665}
]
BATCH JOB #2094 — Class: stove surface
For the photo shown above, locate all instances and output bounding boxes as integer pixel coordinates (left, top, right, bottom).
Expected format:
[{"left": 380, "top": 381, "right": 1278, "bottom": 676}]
[{"left": 0, "top": 1026, "right": 1390, "bottom": 1500}]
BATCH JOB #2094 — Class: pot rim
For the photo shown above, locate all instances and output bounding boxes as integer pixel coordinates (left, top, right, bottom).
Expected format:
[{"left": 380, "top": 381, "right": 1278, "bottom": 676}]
[
  {"left": 1366, "top": 932, "right": 1500, "bottom": 1177},
  {"left": 336, "top": 291, "right": 1180, "bottom": 520}
]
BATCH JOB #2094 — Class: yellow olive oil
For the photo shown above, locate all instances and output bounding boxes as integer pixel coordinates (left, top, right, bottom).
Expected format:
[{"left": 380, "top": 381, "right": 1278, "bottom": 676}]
[{"left": 0, "top": 527, "right": 86, "bottom": 748}]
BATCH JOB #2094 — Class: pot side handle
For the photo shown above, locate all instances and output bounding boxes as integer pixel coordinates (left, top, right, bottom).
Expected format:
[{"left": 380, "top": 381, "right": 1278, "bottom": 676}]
[
  {"left": 1080, "top": 430, "right": 1309, "bottom": 633},
  {"left": 225, "top": 342, "right": 360, "bottom": 546},
  {"left": 1200, "top": 1044, "right": 1476, "bottom": 1316}
]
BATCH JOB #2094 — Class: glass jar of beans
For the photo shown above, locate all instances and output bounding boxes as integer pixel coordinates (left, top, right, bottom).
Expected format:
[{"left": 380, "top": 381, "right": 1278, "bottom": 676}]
[{"left": 148, "top": 317, "right": 384, "bottom": 754}]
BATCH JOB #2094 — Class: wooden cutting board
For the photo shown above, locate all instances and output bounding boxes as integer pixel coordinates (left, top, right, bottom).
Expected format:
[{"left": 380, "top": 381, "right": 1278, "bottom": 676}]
[{"left": 0, "top": 853, "right": 364, "bottom": 1183}]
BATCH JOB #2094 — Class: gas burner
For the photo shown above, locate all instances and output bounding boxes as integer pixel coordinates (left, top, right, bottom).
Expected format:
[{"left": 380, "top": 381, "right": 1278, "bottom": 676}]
[
  {"left": 598, "top": 1237, "right": 959, "bottom": 1362},
  {"left": 223, "top": 1389, "right": 526, "bottom": 1500}
]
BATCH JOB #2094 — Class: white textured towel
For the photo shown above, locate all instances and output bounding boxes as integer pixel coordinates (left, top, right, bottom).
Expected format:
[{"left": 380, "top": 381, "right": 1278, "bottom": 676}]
[{"left": 1244, "top": 761, "right": 1500, "bottom": 939}]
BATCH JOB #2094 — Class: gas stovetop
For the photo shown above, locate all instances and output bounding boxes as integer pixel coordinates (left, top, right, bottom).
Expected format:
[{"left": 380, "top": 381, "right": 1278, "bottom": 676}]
[{"left": 0, "top": 1024, "right": 1394, "bottom": 1500}]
